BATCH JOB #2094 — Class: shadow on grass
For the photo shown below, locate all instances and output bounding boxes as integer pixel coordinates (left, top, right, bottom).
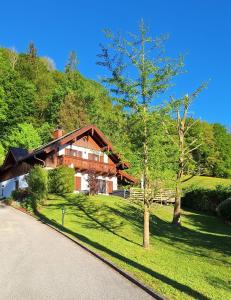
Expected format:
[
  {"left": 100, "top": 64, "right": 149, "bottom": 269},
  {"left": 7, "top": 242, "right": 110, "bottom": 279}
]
[
  {"left": 47, "top": 194, "right": 141, "bottom": 246},
  {"left": 110, "top": 202, "right": 231, "bottom": 267},
  {"left": 205, "top": 275, "right": 231, "bottom": 293},
  {"left": 44, "top": 195, "right": 231, "bottom": 265},
  {"left": 36, "top": 209, "right": 210, "bottom": 300},
  {"left": 182, "top": 211, "right": 231, "bottom": 236}
]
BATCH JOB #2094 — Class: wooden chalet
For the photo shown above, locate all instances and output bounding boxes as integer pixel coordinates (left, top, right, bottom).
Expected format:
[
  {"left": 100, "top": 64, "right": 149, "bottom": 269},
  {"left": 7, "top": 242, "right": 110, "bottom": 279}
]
[{"left": 0, "top": 125, "right": 137, "bottom": 198}]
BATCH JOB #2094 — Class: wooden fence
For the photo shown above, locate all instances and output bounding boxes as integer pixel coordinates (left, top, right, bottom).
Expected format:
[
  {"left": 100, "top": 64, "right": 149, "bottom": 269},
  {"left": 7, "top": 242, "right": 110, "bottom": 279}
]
[{"left": 129, "top": 187, "right": 175, "bottom": 204}]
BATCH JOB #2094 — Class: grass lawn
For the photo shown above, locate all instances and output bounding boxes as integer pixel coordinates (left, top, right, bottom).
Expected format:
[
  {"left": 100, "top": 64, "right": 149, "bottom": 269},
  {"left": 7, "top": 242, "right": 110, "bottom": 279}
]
[
  {"left": 39, "top": 194, "right": 231, "bottom": 300},
  {"left": 182, "top": 176, "right": 231, "bottom": 190}
]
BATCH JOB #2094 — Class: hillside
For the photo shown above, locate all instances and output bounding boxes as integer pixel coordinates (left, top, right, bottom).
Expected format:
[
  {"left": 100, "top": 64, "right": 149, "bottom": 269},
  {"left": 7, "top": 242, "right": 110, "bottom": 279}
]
[
  {"left": 182, "top": 176, "right": 231, "bottom": 189},
  {"left": 1, "top": 46, "right": 231, "bottom": 178},
  {"left": 39, "top": 194, "right": 231, "bottom": 300}
]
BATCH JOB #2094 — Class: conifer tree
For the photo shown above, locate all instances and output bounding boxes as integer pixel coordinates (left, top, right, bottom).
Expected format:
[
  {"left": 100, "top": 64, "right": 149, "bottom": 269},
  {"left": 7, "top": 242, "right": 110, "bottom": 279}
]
[{"left": 97, "top": 20, "right": 182, "bottom": 248}]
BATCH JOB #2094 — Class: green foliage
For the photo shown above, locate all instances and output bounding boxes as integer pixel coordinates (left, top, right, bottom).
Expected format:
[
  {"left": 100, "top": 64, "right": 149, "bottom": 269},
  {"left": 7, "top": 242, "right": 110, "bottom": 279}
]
[
  {"left": 58, "top": 92, "right": 89, "bottom": 131},
  {"left": 182, "top": 185, "right": 231, "bottom": 213},
  {"left": 11, "top": 188, "right": 29, "bottom": 201},
  {"left": 0, "top": 142, "right": 4, "bottom": 165},
  {"left": 217, "top": 198, "right": 231, "bottom": 221},
  {"left": 19, "top": 195, "right": 34, "bottom": 213},
  {"left": 0, "top": 44, "right": 230, "bottom": 179},
  {"left": 213, "top": 123, "right": 231, "bottom": 177},
  {"left": 27, "top": 165, "right": 48, "bottom": 209},
  {"left": 97, "top": 20, "right": 182, "bottom": 204},
  {"left": 48, "top": 166, "right": 75, "bottom": 195},
  {"left": 0, "top": 86, "right": 8, "bottom": 122},
  {"left": 5, "top": 123, "right": 41, "bottom": 150},
  {"left": 188, "top": 121, "right": 231, "bottom": 178}
]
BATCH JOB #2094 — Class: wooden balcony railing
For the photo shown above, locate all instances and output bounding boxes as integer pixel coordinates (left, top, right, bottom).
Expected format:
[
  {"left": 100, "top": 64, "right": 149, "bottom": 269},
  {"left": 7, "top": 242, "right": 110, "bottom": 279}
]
[{"left": 57, "top": 155, "right": 117, "bottom": 175}]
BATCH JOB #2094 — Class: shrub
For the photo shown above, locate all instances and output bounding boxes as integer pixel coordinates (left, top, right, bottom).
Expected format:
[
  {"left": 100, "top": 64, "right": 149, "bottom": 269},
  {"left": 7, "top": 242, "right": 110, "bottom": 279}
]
[
  {"left": 3, "top": 198, "right": 13, "bottom": 205},
  {"left": 182, "top": 185, "right": 231, "bottom": 213},
  {"left": 20, "top": 195, "right": 34, "bottom": 212},
  {"left": 27, "top": 165, "right": 48, "bottom": 210},
  {"left": 217, "top": 198, "right": 231, "bottom": 221},
  {"left": 11, "top": 188, "right": 29, "bottom": 201},
  {"left": 48, "top": 166, "right": 75, "bottom": 195}
]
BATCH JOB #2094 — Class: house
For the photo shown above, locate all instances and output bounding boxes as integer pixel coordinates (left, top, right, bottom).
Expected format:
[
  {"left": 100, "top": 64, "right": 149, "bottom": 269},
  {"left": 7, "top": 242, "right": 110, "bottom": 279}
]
[{"left": 0, "top": 125, "right": 136, "bottom": 198}]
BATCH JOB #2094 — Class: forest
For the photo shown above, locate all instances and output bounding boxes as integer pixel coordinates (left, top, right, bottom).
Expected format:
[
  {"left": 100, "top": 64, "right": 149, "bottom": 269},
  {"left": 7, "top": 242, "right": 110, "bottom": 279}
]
[{"left": 0, "top": 44, "right": 231, "bottom": 179}]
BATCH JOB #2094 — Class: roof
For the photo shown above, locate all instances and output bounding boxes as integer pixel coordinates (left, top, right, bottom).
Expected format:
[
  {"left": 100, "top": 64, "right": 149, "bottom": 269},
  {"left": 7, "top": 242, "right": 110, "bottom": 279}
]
[
  {"left": 10, "top": 147, "right": 29, "bottom": 161},
  {"left": 34, "top": 128, "right": 78, "bottom": 152},
  {"left": 0, "top": 125, "right": 129, "bottom": 170},
  {"left": 0, "top": 147, "right": 29, "bottom": 171},
  {"left": 117, "top": 170, "right": 138, "bottom": 184}
]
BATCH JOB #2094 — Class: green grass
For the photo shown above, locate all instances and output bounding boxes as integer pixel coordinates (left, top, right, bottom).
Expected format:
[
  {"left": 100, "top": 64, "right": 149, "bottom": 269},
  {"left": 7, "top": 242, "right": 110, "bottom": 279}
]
[
  {"left": 182, "top": 176, "right": 231, "bottom": 189},
  {"left": 39, "top": 194, "right": 231, "bottom": 300}
]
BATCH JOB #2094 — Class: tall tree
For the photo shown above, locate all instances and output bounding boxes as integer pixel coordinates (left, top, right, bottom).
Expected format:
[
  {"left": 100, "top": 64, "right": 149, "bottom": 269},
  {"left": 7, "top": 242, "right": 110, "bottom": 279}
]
[
  {"left": 213, "top": 123, "right": 231, "bottom": 178},
  {"left": 97, "top": 20, "right": 182, "bottom": 248},
  {"left": 59, "top": 92, "right": 89, "bottom": 131},
  {"left": 28, "top": 42, "right": 37, "bottom": 60},
  {"left": 164, "top": 86, "right": 205, "bottom": 225},
  {"left": 65, "top": 51, "right": 78, "bottom": 73},
  {"left": 5, "top": 123, "right": 41, "bottom": 151}
]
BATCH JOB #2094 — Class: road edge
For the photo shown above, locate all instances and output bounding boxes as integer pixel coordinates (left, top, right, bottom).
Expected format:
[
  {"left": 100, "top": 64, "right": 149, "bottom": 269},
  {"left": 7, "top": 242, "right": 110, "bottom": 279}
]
[{"left": 10, "top": 204, "right": 167, "bottom": 300}]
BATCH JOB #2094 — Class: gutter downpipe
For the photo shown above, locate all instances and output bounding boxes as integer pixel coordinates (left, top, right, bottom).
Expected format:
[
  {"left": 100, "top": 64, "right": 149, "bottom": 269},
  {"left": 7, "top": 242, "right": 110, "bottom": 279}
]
[{"left": 34, "top": 154, "right": 46, "bottom": 167}]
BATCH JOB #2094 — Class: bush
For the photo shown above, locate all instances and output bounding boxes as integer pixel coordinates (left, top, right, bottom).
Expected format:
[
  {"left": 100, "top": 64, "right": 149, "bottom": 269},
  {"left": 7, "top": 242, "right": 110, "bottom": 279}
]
[
  {"left": 11, "top": 188, "right": 29, "bottom": 201},
  {"left": 182, "top": 185, "right": 231, "bottom": 213},
  {"left": 217, "top": 198, "right": 231, "bottom": 221},
  {"left": 48, "top": 166, "right": 75, "bottom": 195},
  {"left": 27, "top": 165, "right": 48, "bottom": 210},
  {"left": 3, "top": 198, "right": 13, "bottom": 205},
  {"left": 20, "top": 195, "right": 34, "bottom": 212}
]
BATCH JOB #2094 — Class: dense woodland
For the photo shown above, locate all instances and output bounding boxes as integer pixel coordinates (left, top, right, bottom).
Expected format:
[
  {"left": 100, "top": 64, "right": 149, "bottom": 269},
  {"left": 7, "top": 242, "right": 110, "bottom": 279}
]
[{"left": 0, "top": 45, "right": 231, "bottom": 179}]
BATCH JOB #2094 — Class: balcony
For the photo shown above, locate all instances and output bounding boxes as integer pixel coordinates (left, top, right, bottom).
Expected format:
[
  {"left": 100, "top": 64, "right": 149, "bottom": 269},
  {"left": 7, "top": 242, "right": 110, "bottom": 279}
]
[{"left": 57, "top": 155, "right": 117, "bottom": 175}]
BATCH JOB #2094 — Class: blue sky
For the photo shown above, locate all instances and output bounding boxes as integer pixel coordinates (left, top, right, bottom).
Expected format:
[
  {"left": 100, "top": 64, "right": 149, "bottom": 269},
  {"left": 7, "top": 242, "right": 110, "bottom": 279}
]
[{"left": 1, "top": 0, "right": 230, "bottom": 127}]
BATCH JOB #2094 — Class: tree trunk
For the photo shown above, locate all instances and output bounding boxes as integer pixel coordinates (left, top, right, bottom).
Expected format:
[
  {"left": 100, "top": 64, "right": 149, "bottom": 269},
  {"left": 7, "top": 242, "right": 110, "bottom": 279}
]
[
  {"left": 142, "top": 103, "right": 150, "bottom": 249},
  {"left": 143, "top": 203, "right": 150, "bottom": 249},
  {"left": 172, "top": 164, "right": 183, "bottom": 226},
  {"left": 172, "top": 183, "right": 181, "bottom": 225}
]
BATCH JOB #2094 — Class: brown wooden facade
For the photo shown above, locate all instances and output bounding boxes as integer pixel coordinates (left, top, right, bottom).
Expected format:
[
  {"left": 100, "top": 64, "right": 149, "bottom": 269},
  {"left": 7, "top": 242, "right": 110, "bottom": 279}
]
[{"left": 0, "top": 125, "right": 137, "bottom": 196}]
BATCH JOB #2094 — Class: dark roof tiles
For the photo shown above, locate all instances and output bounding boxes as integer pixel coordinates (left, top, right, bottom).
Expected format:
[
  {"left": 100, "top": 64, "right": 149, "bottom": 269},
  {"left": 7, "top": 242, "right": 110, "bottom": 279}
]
[{"left": 10, "top": 147, "right": 29, "bottom": 161}]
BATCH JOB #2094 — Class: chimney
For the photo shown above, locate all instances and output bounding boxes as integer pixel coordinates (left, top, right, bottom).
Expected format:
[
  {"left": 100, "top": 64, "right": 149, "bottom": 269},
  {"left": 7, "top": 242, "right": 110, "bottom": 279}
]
[{"left": 53, "top": 127, "right": 63, "bottom": 140}]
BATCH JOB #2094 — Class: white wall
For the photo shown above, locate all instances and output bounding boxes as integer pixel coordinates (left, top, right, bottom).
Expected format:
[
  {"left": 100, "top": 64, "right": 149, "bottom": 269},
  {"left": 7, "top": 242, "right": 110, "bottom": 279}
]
[
  {"left": 0, "top": 174, "right": 28, "bottom": 199},
  {"left": 74, "top": 172, "right": 117, "bottom": 194},
  {"left": 58, "top": 144, "right": 108, "bottom": 162}
]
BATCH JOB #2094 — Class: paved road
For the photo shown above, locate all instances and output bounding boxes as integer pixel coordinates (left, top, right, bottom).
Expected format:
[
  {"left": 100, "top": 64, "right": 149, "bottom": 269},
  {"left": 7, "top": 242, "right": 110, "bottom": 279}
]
[{"left": 0, "top": 204, "right": 154, "bottom": 300}]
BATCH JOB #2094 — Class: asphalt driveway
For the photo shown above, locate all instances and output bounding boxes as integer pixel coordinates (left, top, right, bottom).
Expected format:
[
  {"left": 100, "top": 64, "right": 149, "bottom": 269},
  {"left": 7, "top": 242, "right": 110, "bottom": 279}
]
[{"left": 0, "top": 203, "right": 154, "bottom": 300}]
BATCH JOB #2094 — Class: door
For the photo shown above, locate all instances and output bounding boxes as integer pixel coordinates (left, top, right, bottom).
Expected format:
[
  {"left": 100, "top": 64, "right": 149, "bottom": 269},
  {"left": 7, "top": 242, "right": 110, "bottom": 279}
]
[
  {"left": 107, "top": 181, "right": 113, "bottom": 194},
  {"left": 75, "top": 176, "right": 81, "bottom": 191}
]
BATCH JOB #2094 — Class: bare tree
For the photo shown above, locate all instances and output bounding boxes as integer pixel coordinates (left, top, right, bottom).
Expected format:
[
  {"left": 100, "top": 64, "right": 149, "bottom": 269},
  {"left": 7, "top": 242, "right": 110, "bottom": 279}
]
[
  {"left": 164, "top": 85, "right": 206, "bottom": 226},
  {"left": 8, "top": 48, "right": 18, "bottom": 70}
]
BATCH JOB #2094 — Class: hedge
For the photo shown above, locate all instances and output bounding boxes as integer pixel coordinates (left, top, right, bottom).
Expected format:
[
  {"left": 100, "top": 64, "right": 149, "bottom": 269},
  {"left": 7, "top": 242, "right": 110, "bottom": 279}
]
[
  {"left": 217, "top": 198, "right": 231, "bottom": 221},
  {"left": 48, "top": 166, "right": 75, "bottom": 195},
  {"left": 182, "top": 185, "right": 231, "bottom": 213}
]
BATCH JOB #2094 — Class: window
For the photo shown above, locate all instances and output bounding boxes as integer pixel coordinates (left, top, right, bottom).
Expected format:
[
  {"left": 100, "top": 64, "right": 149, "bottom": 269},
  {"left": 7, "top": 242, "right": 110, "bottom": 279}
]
[
  {"left": 98, "top": 179, "right": 106, "bottom": 193},
  {"left": 65, "top": 148, "right": 82, "bottom": 158},
  {"left": 88, "top": 153, "right": 100, "bottom": 161}
]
